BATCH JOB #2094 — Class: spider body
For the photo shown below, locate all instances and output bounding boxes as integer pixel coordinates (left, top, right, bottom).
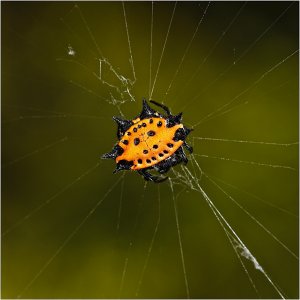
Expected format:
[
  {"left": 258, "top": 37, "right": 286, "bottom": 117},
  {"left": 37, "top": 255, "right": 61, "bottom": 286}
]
[{"left": 102, "top": 99, "right": 193, "bottom": 183}]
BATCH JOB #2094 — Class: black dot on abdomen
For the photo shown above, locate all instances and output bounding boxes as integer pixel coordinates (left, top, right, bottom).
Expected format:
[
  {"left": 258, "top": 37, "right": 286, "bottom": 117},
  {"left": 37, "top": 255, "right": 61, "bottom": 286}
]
[
  {"left": 153, "top": 144, "right": 158, "bottom": 149},
  {"left": 146, "top": 159, "right": 151, "bottom": 164},
  {"left": 122, "top": 140, "right": 129, "bottom": 145},
  {"left": 134, "top": 138, "right": 140, "bottom": 145},
  {"left": 167, "top": 143, "right": 173, "bottom": 148},
  {"left": 163, "top": 150, "right": 169, "bottom": 154},
  {"left": 138, "top": 159, "right": 142, "bottom": 164},
  {"left": 159, "top": 153, "right": 164, "bottom": 157},
  {"left": 143, "top": 149, "right": 148, "bottom": 154},
  {"left": 147, "top": 130, "right": 155, "bottom": 136},
  {"left": 157, "top": 121, "right": 162, "bottom": 127}
]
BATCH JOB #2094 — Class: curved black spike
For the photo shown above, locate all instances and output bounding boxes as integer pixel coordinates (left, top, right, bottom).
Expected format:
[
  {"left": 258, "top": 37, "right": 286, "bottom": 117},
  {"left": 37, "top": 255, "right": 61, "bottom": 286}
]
[
  {"left": 102, "top": 144, "right": 124, "bottom": 160},
  {"left": 154, "top": 157, "right": 172, "bottom": 174},
  {"left": 102, "top": 152, "right": 115, "bottom": 159},
  {"left": 173, "top": 128, "right": 185, "bottom": 142},
  {"left": 149, "top": 100, "right": 171, "bottom": 115},
  {"left": 113, "top": 159, "right": 134, "bottom": 173},
  {"left": 166, "top": 112, "right": 183, "bottom": 127},
  {"left": 113, "top": 116, "right": 133, "bottom": 139},
  {"left": 140, "top": 98, "right": 156, "bottom": 119},
  {"left": 112, "top": 116, "right": 133, "bottom": 130},
  {"left": 173, "top": 126, "right": 193, "bottom": 141}
]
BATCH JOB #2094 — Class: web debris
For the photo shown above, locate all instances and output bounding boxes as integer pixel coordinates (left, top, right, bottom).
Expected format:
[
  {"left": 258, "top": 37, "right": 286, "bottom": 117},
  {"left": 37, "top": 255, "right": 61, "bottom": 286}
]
[
  {"left": 67, "top": 44, "right": 76, "bottom": 56},
  {"left": 59, "top": 4, "right": 137, "bottom": 117}
]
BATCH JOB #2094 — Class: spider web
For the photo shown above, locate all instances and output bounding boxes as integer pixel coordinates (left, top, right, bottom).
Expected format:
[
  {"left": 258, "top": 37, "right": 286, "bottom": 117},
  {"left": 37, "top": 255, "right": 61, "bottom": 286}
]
[{"left": 2, "top": 1, "right": 299, "bottom": 299}]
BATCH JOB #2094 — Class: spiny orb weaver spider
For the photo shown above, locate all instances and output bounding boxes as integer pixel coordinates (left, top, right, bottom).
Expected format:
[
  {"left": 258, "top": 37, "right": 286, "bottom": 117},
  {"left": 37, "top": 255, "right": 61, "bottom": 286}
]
[{"left": 102, "top": 99, "right": 193, "bottom": 183}]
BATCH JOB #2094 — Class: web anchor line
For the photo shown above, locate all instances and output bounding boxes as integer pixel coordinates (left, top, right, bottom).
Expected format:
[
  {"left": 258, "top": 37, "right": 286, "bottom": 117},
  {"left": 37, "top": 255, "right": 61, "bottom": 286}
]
[
  {"left": 148, "top": 1, "right": 154, "bottom": 100},
  {"left": 194, "top": 153, "right": 296, "bottom": 171},
  {"left": 119, "top": 181, "right": 148, "bottom": 297},
  {"left": 193, "top": 136, "right": 298, "bottom": 147},
  {"left": 122, "top": 1, "right": 137, "bottom": 85},
  {"left": 176, "top": 1, "right": 246, "bottom": 103},
  {"left": 164, "top": 1, "right": 211, "bottom": 103},
  {"left": 169, "top": 179, "right": 190, "bottom": 298},
  {"left": 135, "top": 185, "right": 161, "bottom": 297},
  {"left": 150, "top": 2, "right": 177, "bottom": 99}
]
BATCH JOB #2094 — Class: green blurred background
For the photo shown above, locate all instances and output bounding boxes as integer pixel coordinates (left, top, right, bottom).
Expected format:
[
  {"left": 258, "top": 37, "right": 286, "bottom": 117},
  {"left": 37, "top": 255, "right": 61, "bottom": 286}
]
[{"left": 1, "top": 1, "right": 299, "bottom": 298}]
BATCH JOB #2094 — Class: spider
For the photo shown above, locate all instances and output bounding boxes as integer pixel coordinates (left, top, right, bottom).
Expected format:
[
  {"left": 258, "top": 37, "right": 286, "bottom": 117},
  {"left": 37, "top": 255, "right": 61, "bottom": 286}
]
[{"left": 102, "top": 99, "right": 193, "bottom": 183}]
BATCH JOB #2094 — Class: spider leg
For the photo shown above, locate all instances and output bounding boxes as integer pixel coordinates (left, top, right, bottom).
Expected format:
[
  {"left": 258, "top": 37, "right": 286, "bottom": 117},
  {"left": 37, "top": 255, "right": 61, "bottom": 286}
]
[
  {"left": 153, "top": 159, "right": 172, "bottom": 174},
  {"left": 138, "top": 169, "right": 168, "bottom": 183},
  {"left": 166, "top": 112, "right": 183, "bottom": 128},
  {"left": 140, "top": 98, "right": 156, "bottom": 119},
  {"left": 176, "top": 147, "right": 188, "bottom": 164},
  {"left": 102, "top": 144, "right": 124, "bottom": 159},
  {"left": 183, "top": 141, "right": 193, "bottom": 153},
  {"left": 150, "top": 100, "right": 171, "bottom": 116},
  {"left": 173, "top": 127, "right": 193, "bottom": 142},
  {"left": 112, "top": 117, "right": 133, "bottom": 139},
  {"left": 113, "top": 159, "right": 134, "bottom": 173},
  {"left": 154, "top": 149, "right": 186, "bottom": 174}
]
